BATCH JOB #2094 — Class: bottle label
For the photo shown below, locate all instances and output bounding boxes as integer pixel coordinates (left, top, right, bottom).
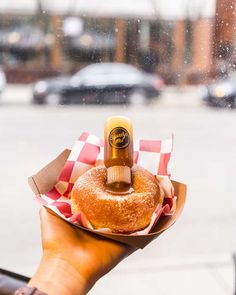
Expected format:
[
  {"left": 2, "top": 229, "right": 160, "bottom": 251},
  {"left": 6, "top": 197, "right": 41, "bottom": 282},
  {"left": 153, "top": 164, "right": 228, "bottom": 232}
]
[{"left": 109, "top": 127, "right": 130, "bottom": 149}]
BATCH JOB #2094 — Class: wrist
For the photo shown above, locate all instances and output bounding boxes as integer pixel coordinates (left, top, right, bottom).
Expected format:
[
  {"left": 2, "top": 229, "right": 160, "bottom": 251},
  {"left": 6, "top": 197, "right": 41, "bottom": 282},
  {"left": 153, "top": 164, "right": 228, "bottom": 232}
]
[{"left": 28, "top": 254, "right": 89, "bottom": 295}]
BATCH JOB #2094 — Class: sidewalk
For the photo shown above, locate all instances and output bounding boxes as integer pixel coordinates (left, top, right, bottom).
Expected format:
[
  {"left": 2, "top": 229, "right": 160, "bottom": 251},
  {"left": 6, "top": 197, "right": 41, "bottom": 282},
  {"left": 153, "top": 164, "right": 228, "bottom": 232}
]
[
  {"left": 0, "top": 84, "right": 32, "bottom": 105},
  {"left": 89, "top": 255, "right": 234, "bottom": 294},
  {"left": 157, "top": 85, "right": 203, "bottom": 107},
  {"left": 0, "top": 84, "right": 203, "bottom": 106}
]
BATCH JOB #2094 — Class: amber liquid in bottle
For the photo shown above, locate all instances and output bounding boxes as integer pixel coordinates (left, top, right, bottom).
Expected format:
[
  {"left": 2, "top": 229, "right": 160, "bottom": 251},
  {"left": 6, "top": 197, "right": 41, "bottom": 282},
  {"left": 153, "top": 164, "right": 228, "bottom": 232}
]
[{"left": 104, "top": 116, "right": 134, "bottom": 194}]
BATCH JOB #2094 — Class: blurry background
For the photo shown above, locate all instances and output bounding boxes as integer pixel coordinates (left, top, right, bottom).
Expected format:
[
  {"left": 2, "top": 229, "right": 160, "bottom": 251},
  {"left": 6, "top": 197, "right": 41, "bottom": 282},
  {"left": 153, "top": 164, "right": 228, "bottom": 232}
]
[{"left": 0, "top": 0, "right": 236, "bottom": 294}]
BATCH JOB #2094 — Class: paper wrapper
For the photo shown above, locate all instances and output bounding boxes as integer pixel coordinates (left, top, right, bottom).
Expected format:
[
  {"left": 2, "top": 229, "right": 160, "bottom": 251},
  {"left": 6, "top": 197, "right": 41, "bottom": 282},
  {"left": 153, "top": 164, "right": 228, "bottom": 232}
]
[{"left": 28, "top": 133, "right": 186, "bottom": 249}]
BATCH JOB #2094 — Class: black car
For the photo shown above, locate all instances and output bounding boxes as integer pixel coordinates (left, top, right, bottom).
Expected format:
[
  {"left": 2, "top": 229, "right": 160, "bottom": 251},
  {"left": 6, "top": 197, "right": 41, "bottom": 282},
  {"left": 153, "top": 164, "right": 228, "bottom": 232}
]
[
  {"left": 32, "top": 63, "right": 164, "bottom": 105},
  {"left": 202, "top": 72, "right": 236, "bottom": 108}
]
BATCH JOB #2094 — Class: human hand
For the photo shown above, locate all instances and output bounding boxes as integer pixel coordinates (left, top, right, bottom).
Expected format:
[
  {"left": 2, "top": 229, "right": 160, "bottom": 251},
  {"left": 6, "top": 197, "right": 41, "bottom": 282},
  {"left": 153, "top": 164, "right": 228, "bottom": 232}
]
[
  {"left": 156, "top": 175, "right": 174, "bottom": 198},
  {"left": 28, "top": 207, "right": 136, "bottom": 295}
]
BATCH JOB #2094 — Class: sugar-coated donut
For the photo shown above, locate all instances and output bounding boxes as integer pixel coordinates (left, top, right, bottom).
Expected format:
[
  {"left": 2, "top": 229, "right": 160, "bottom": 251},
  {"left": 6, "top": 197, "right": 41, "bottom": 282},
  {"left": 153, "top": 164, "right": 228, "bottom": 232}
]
[{"left": 71, "top": 165, "right": 164, "bottom": 233}]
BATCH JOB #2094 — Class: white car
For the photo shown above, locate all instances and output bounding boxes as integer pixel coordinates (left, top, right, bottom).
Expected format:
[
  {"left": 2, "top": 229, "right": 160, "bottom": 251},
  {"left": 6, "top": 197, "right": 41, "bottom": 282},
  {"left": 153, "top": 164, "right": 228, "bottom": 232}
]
[{"left": 0, "top": 67, "right": 6, "bottom": 96}]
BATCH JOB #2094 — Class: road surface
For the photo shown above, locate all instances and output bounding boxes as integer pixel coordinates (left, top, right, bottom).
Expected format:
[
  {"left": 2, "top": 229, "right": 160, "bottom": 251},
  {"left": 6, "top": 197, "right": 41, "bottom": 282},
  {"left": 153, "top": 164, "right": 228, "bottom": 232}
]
[{"left": 0, "top": 85, "right": 235, "bottom": 294}]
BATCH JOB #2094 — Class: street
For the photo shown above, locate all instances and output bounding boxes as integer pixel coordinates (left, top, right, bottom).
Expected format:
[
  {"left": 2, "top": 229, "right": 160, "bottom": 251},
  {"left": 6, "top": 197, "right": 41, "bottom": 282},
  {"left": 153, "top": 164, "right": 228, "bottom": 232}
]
[{"left": 0, "top": 85, "right": 235, "bottom": 294}]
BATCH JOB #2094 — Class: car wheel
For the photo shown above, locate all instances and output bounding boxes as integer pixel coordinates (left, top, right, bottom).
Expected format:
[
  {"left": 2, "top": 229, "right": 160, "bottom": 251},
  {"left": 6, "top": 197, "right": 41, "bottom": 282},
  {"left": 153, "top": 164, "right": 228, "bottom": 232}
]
[
  {"left": 45, "top": 94, "right": 61, "bottom": 106},
  {"left": 128, "top": 89, "right": 147, "bottom": 106},
  {"left": 32, "top": 97, "right": 45, "bottom": 105}
]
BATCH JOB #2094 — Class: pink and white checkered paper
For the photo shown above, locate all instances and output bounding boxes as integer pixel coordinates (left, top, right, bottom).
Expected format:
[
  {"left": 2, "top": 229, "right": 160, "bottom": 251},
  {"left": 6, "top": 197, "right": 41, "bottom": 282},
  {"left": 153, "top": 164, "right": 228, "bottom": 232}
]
[{"left": 35, "top": 132, "right": 176, "bottom": 235}]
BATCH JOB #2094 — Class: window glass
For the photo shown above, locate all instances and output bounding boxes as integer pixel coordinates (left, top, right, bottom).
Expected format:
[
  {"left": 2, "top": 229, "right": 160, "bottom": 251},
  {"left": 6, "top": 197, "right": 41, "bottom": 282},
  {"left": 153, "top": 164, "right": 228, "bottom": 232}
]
[{"left": 0, "top": 1, "right": 235, "bottom": 294}]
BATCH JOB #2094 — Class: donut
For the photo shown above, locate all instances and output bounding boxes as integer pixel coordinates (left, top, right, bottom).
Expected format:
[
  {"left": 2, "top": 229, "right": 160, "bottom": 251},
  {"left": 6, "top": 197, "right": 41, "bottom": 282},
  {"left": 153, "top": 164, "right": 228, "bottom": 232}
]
[{"left": 71, "top": 165, "right": 164, "bottom": 233}]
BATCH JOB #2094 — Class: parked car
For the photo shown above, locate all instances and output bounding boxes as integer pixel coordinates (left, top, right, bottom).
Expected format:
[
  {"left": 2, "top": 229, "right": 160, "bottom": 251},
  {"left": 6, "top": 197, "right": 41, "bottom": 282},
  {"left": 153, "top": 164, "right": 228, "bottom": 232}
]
[
  {"left": 32, "top": 63, "right": 164, "bottom": 105},
  {"left": 201, "top": 72, "right": 236, "bottom": 108},
  {"left": 0, "top": 67, "right": 6, "bottom": 97}
]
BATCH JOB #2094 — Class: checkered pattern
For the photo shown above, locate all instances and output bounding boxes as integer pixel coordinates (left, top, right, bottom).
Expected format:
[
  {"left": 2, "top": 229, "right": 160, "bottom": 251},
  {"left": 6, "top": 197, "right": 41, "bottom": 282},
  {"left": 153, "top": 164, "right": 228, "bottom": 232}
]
[{"left": 36, "top": 132, "right": 175, "bottom": 235}]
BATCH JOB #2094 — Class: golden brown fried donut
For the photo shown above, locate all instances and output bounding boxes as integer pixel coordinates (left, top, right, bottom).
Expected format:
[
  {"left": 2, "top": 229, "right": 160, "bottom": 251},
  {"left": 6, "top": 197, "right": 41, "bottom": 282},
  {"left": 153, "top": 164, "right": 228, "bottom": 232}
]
[{"left": 71, "top": 165, "right": 164, "bottom": 233}]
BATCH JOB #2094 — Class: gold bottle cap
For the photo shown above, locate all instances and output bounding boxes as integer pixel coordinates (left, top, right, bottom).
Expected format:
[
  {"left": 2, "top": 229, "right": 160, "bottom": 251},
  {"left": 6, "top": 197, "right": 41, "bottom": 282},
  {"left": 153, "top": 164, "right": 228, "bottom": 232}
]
[{"left": 107, "top": 166, "right": 131, "bottom": 184}]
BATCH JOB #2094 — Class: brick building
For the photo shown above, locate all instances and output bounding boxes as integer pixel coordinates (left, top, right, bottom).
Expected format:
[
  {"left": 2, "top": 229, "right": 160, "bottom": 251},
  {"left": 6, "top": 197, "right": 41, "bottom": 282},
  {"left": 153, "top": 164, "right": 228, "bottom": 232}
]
[{"left": 1, "top": 0, "right": 235, "bottom": 84}]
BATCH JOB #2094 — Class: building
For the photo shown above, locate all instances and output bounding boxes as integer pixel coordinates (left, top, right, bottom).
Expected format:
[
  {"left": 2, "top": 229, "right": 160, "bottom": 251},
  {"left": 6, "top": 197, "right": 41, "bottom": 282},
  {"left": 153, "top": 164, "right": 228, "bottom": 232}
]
[{"left": 1, "top": 0, "right": 231, "bottom": 85}]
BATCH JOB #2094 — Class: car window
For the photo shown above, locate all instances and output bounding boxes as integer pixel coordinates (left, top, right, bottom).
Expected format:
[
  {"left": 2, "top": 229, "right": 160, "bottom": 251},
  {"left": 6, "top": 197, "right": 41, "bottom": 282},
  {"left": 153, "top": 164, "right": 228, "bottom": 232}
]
[{"left": 75, "top": 63, "right": 140, "bottom": 77}]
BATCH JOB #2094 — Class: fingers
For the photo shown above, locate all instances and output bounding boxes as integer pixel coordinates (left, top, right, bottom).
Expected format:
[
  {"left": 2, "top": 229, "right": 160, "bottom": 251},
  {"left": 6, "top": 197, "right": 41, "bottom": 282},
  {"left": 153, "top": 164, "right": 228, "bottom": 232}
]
[
  {"left": 39, "top": 206, "right": 60, "bottom": 223},
  {"left": 39, "top": 206, "right": 136, "bottom": 264},
  {"left": 156, "top": 176, "right": 174, "bottom": 198},
  {"left": 39, "top": 207, "right": 58, "bottom": 250},
  {"left": 39, "top": 207, "right": 75, "bottom": 251},
  {"left": 39, "top": 206, "right": 47, "bottom": 222},
  {"left": 39, "top": 207, "right": 59, "bottom": 236}
]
